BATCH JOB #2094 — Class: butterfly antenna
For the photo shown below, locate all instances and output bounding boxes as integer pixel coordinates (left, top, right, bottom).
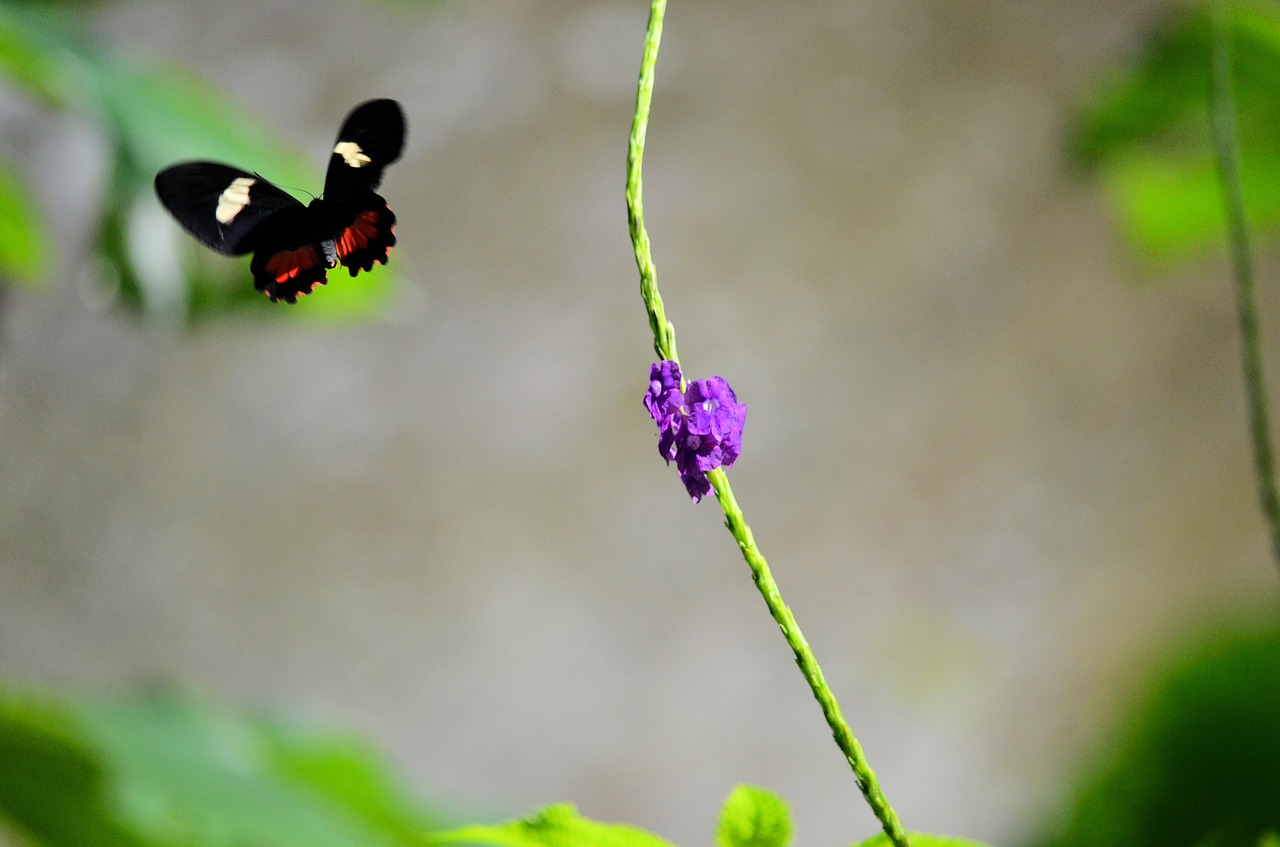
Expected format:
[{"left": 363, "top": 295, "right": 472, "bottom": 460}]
[{"left": 256, "top": 172, "right": 317, "bottom": 201}]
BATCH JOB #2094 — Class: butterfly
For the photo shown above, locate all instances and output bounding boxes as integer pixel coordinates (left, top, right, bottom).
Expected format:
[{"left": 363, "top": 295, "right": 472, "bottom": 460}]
[{"left": 154, "top": 99, "right": 405, "bottom": 303}]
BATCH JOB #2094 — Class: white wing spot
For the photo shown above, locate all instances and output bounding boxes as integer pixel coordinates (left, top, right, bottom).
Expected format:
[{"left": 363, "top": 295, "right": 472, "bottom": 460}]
[
  {"left": 215, "top": 177, "right": 256, "bottom": 225},
  {"left": 334, "top": 141, "right": 372, "bottom": 168}
]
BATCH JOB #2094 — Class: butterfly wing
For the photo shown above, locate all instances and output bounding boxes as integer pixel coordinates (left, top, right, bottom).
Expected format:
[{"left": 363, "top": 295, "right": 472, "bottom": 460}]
[
  {"left": 319, "top": 99, "right": 404, "bottom": 278},
  {"left": 327, "top": 197, "right": 397, "bottom": 278},
  {"left": 245, "top": 208, "right": 332, "bottom": 303},
  {"left": 154, "top": 162, "right": 303, "bottom": 255},
  {"left": 322, "top": 99, "right": 405, "bottom": 201},
  {"left": 156, "top": 162, "right": 327, "bottom": 303}
]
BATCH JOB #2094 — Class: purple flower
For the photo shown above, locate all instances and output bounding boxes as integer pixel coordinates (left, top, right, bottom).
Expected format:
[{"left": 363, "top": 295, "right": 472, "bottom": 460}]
[
  {"left": 643, "top": 361, "right": 746, "bottom": 502},
  {"left": 674, "top": 441, "right": 713, "bottom": 502},
  {"left": 685, "top": 377, "right": 745, "bottom": 471},
  {"left": 644, "top": 360, "right": 683, "bottom": 425},
  {"left": 644, "top": 360, "right": 685, "bottom": 461}
]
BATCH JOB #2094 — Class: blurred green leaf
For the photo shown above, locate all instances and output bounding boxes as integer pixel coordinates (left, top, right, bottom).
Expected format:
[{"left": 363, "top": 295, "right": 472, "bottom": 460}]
[
  {"left": 0, "top": 688, "right": 448, "bottom": 847},
  {"left": 429, "top": 804, "right": 679, "bottom": 847},
  {"left": 0, "top": 163, "right": 51, "bottom": 284},
  {"left": 0, "top": 694, "right": 147, "bottom": 847},
  {"left": 1029, "top": 620, "right": 1280, "bottom": 847},
  {"left": 0, "top": 4, "right": 310, "bottom": 183},
  {"left": 1101, "top": 149, "right": 1280, "bottom": 258},
  {"left": 70, "top": 693, "right": 421, "bottom": 847},
  {"left": 105, "top": 69, "right": 313, "bottom": 188},
  {"left": 1073, "top": 4, "right": 1280, "bottom": 164},
  {"left": 715, "top": 785, "right": 792, "bottom": 847},
  {"left": 261, "top": 718, "right": 446, "bottom": 842},
  {"left": 1073, "top": 3, "right": 1280, "bottom": 262},
  {"left": 0, "top": 4, "right": 85, "bottom": 108}
]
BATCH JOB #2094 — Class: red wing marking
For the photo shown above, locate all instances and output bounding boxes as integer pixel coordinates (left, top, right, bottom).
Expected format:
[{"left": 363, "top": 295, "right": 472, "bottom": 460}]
[
  {"left": 264, "top": 245, "right": 322, "bottom": 284},
  {"left": 335, "top": 210, "right": 382, "bottom": 259}
]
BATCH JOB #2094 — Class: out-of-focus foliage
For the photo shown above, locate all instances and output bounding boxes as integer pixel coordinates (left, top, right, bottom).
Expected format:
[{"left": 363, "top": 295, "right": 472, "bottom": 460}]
[
  {"left": 0, "top": 1, "right": 396, "bottom": 323},
  {"left": 715, "top": 785, "right": 792, "bottom": 847},
  {"left": 0, "top": 161, "right": 50, "bottom": 284},
  {"left": 1029, "top": 621, "right": 1280, "bottom": 847},
  {"left": 427, "top": 803, "right": 680, "bottom": 847},
  {"left": 1072, "top": 2, "right": 1280, "bottom": 262},
  {"left": 430, "top": 788, "right": 988, "bottom": 847},
  {"left": 6, "top": 688, "right": 901, "bottom": 847},
  {"left": 0, "top": 687, "right": 446, "bottom": 847}
]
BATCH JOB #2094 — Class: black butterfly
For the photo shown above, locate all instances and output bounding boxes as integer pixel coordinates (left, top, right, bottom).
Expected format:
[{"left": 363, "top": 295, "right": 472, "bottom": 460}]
[{"left": 155, "top": 99, "right": 405, "bottom": 303}]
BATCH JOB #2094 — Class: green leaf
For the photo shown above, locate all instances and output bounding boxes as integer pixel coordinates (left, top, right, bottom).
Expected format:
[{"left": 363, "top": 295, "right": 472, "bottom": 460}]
[
  {"left": 429, "top": 804, "right": 679, "bottom": 847},
  {"left": 68, "top": 692, "right": 409, "bottom": 847},
  {"left": 0, "top": 164, "right": 51, "bottom": 285},
  {"left": 102, "top": 66, "right": 314, "bottom": 189},
  {"left": 1072, "top": 3, "right": 1280, "bottom": 261},
  {"left": 0, "top": 694, "right": 148, "bottom": 847},
  {"left": 0, "top": 687, "right": 450, "bottom": 847},
  {"left": 260, "top": 718, "right": 449, "bottom": 841},
  {"left": 1072, "top": 5, "right": 1280, "bottom": 164},
  {"left": 0, "top": 4, "right": 86, "bottom": 108},
  {"left": 0, "top": 4, "right": 311, "bottom": 185},
  {"left": 850, "top": 834, "right": 993, "bottom": 847},
  {"left": 715, "top": 785, "right": 792, "bottom": 847},
  {"left": 1029, "top": 620, "right": 1280, "bottom": 847},
  {"left": 1102, "top": 142, "right": 1280, "bottom": 264}
]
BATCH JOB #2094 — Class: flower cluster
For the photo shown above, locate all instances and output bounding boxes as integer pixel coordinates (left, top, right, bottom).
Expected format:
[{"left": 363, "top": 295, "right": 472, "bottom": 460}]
[{"left": 644, "top": 360, "right": 747, "bottom": 502}]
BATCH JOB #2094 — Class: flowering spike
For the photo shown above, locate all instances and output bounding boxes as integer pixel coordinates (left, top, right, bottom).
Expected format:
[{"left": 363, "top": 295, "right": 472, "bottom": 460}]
[{"left": 644, "top": 361, "right": 746, "bottom": 502}]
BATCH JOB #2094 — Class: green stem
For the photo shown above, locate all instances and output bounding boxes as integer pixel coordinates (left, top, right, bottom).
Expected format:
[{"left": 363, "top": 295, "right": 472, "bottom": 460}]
[
  {"left": 709, "top": 471, "right": 912, "bottom": 847},
  {"left": 1209, "top": 6, "right": 1280, "bottom": 571},
  {"left": 627, "top": 0, "right": 678, "bottom": 367},
  {"left": 626, "top": 3, "right": 910, "bottom": 844}
]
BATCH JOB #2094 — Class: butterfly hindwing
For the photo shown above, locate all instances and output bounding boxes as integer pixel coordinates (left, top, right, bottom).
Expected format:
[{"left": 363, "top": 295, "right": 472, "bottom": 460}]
[
  {"left": 329, "top": 196, "right": 397, "bottom": 277},
  {"left": 323, "top": 99, "right": 406, "bottom": 201},
  {"left": 154, "top": 163, "right": 304, "bottom": 255},
  {"left": 244, "top": 206, "right": 331, "bottom": 303},
  {"left": 246, "top": 194, "right": 396, "bottom": 303}
]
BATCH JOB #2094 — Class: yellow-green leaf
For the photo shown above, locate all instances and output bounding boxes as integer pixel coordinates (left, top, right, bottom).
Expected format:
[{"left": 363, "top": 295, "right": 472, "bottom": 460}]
[{"left": 715, "top": 785, "right": 792, "bottom": 847}]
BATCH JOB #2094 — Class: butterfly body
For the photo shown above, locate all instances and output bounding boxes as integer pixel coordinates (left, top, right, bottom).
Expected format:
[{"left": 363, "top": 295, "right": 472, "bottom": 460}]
[{"left": 155, "top": 99, "right": 405, "bottom": 303}]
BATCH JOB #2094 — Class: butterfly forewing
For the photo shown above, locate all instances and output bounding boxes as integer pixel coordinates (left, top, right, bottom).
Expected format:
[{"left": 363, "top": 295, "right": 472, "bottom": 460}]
[
  {"left": 323, "top": 99, "right": 405, "bottom": 201},
  {"left": 154, "top": 163, "right": 304, "bottom": 255}
]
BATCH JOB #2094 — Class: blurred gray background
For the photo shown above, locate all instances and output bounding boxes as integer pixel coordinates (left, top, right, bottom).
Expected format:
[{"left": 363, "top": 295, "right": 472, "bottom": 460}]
[{"left": 2, "top": 0, "right": 1276, "bottom": 844}]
